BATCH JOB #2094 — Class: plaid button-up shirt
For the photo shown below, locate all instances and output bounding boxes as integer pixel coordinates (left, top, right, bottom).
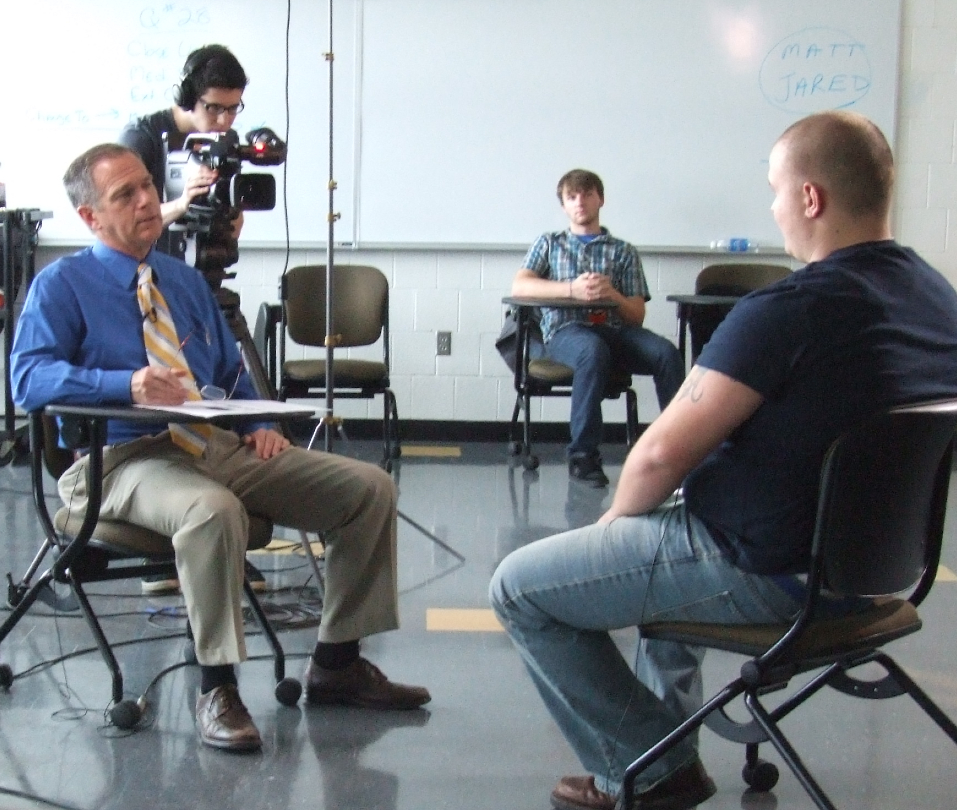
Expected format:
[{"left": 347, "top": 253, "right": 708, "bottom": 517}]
[{"left": 521, "top": 228, "right": 650, "bottom": 342}]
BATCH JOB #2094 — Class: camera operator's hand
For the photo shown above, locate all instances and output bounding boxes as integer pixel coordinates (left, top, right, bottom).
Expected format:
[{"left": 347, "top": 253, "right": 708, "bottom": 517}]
[
  {"left": 243, "top": 427, "right": 290, "bottom": 460},
  {"left": 160, "top": 164, "right": 219, "bottom": 227},
  {"left": 131, "top": 367, "right": 190, "bottom": 405}
]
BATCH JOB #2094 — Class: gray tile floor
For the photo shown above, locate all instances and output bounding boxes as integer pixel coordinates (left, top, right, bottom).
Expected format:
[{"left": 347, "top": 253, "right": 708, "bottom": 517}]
[{"left": 0, "top": 436, "right": 955, "bottom": 810}]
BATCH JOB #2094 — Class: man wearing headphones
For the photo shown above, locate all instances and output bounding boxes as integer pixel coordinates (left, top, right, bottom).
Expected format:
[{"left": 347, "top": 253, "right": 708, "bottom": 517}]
[
  {"left": 119, "top": 45, "right": 255, "bottom": 594},
  {"left": 119, "top": 44, "right": 247, "bottom": 261}
]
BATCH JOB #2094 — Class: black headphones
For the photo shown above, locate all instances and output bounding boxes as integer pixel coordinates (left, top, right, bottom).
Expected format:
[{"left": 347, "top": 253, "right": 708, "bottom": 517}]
[{"left": 172, "top": 45, "right": 234, "bottom": 110}]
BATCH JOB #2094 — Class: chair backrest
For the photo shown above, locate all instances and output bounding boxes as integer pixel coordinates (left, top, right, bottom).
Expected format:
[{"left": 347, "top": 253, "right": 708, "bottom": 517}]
[
  {"left": 282, "top": 265, "right": 389, "bottom": 348},
  {"left": 813, "top": 400, "right": 957, "bottom": 599},
  {"left": 694, "top": 263, "right": 791, "bottom": 296},
  {"left": 688, "top": 263, "right": 792, "bottom": 361}
]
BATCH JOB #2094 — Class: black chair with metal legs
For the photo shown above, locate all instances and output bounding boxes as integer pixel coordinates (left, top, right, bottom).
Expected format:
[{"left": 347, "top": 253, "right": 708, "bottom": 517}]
[
  {"left": 0, "top": 410, "right": 302, "bottom": 729},
  {"left": 501, "top": 301, "right": 639, "bottom": 472},
  {"left": 619, "top": 399, "right": 957, "bottom": 810}
]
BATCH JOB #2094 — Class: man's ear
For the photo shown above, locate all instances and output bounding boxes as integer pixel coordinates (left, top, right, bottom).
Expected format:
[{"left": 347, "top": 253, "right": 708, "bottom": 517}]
[
  {"left": 76, "top": 205, "right": 97, "bottom": 231},
  {"left": 803, "top": 182, "right": 824, "bottom": 219}
]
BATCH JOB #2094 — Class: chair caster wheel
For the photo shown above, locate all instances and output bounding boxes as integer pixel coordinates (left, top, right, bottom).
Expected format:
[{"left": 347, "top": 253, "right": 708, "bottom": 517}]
[
  {"left": 743, "top": 759, "right": 778, "bottom": 792},
  {"left": 507, "top": 441, "right": 523, "bottom": 456},
  {"left": 522, "top": 455, "right": 539, "bottom": 471},
  {"left": 275, "top": 677, "right": 302, "bottom": 706},
  {"left": 183, "top": 640, "right": 198, "bottom": 665},
  {"left": 110, "top": 698, "right": 143, "bottom": 730},
  {"left": 0, "top": 663, "right": 12, "bottom": 689}
]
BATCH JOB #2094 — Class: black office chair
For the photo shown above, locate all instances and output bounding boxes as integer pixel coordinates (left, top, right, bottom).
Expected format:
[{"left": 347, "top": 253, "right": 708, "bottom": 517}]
[
  {"left": 0, "top": 412, "right": 302, "bottom": 729},
  {"left": 503, "top": 306, "right": 638, "bottom": 471},
  {"left": 278, "top": 264, "right": 400, "bottom": 468},
  {"left": 689, "top": 263, "right": 790, "bottom": 361},
  {"left": 620, "top": 399, "right": 957, "bottom": 810}
]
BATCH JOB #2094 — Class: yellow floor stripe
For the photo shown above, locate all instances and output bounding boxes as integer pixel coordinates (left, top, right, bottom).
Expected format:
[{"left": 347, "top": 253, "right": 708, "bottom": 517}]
[
  {"left": 401, "top": 445, "right": 462, "bottom": 458},
  {"left": 937, "top": 564, "right": 956, "bottom": 582},
  {"left": 426, "top": 608, "right": 504, "bottom": 632}
]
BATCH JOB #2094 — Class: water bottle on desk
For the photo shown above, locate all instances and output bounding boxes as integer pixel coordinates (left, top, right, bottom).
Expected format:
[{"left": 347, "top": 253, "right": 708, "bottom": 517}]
[{"left": 710, "top": 238, "right": 758, "bottom": 252}]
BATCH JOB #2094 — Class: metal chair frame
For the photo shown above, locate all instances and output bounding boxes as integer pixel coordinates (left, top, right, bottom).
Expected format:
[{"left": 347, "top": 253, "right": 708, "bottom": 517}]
[
  {"left": 619, "top": 399, "right": 957, "bottom": 810},
  {"left": 506, "top": 304, "right": 638, "bottom": 471},
  {"left": 0, "top": 412, "right": 301, "bottom": 728}
]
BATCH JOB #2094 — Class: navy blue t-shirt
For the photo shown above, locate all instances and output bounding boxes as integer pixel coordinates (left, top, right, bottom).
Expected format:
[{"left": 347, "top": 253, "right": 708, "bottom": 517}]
[{"left": 685, "top": 241, "right": 957, "bottom": 575}]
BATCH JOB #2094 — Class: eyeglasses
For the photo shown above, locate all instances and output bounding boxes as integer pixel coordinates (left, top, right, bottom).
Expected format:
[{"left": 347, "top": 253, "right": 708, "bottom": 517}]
[
  {"left": 198, "top": 99, "right": 244, "bottom": 117},
  {"left": 200, "top": 359, "right": 245, "bottom": 401}
]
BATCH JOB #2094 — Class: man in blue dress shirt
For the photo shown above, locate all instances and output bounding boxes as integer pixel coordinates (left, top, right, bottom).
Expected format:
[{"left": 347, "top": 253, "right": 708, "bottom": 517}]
[{"left": 11, "top": 144, "right": 430, "bottom": 752}]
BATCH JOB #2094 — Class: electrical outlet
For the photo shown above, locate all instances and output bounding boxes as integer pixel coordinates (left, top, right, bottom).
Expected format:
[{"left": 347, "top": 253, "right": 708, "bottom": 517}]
[{"left": 437, "top": 331, "right": 452, "bottom": 356}]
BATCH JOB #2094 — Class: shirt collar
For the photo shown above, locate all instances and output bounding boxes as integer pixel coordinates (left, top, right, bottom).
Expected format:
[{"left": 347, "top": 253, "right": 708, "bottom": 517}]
[
  {"left": 91, "top": 241, "right": 158, "bottom": 290},
  {"left": 565, "top": 226, "right": 610, "bottom": 241}
]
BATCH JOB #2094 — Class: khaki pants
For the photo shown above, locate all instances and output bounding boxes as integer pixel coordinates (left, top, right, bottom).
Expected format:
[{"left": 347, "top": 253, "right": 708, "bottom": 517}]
[{"left": 58, "top": 427, "right": 399, "bottom": 665}]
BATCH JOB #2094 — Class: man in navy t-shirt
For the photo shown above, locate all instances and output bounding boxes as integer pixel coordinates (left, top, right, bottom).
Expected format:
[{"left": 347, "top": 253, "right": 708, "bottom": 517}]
[{"left": 490, "top": 111, "right": 957, "bottom": 810}]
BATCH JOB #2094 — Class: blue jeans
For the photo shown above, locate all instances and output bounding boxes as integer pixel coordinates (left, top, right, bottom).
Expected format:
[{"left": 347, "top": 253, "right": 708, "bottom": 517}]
[
  {"left": 546, "top": 323, "right": 684, "bottom": 457},
  {"left": 488, "top": 503, "right": 802, "bottom": 795}
]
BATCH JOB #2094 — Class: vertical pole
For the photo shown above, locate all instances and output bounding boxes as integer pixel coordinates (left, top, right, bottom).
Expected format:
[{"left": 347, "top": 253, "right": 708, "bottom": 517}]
[{"left": 324, "top": 0, "right": 338, "bottom": 452}]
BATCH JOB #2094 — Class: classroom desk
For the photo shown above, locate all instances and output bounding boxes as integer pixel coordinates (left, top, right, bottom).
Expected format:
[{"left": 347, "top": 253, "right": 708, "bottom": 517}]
[
  {"left": 36, "top": 401, "right": 317, "bottom": 562},
  {"left": 10, "top": 402, "right": 317, "bottom": 713},
  {"left": 500, "top": 295, "right": 620, "bottom": 382},
  {"left": 666, "top": 293, "right": 742, "bottom": 366}
]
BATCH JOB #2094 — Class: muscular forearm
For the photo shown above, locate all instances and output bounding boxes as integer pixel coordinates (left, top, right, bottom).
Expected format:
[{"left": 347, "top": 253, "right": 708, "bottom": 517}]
[
  {"left": 599, "top": 367, "right": 765, "bottom": 523},
  {"left": 602, "top": 432, "right": 688, "bottom": 520}
]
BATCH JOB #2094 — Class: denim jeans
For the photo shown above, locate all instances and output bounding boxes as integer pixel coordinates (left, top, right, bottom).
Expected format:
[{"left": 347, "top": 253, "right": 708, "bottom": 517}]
[
  {"left": 489, "top": 502, "right": 802, "bottom": 796},
  {"left": 546, "top": 322, "right": 684, "bottom": 457}
]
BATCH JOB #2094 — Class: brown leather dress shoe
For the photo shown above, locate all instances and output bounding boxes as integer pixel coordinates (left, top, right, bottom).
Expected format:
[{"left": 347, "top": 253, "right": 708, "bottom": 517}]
[
  {"left": 195, "top": 683, "right": 262, "bottom": 752},
  {"left": 551, "top": 761, "right": 716, "bottom": 810},
  {"left": 304, "top": 656, "right": 431, "bottom": 710},
  {"left": 551, "top": 776, "right": 616, "bottom": 810}
]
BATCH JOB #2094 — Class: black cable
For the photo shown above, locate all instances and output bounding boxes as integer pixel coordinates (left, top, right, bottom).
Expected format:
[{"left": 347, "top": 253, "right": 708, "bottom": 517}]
[
  {"left": 0, "top": 786, "right": 83, "bottom": 810},
  {"left": 281, "top": 0, "right": 291, "bottom": 276}
]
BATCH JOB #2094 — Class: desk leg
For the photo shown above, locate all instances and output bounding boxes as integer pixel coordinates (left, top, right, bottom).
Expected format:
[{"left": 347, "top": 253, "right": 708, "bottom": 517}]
[{"left": 676, "top": 303, "right": 690, "bottom": 369}]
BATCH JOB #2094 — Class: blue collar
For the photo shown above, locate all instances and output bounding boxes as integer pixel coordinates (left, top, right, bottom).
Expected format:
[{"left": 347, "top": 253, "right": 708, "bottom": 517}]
[{"left": 90, "top": 242, "right": 156, "bottom": 290}]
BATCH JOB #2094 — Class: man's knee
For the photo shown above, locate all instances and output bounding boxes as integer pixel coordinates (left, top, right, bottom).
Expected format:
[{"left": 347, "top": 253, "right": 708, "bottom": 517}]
[
  {"left": 363, "top": 461, "right": 397, "bottom": 505},
  {"left": 489, "top": 548, "right": 530, "bottom": 624},
  {"left": 180, "top": 487, "right": 249, "bottom": 537}
]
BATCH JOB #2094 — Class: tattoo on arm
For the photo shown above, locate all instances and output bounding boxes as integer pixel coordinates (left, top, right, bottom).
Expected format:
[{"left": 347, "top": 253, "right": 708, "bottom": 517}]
[{"left": 676, "top": 367, "right": 706, "bottom": 404}]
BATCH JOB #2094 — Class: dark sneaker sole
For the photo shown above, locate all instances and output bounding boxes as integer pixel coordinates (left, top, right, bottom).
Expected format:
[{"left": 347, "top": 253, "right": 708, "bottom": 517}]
[{"left": 305, "top": 686, "right": 430, "bottom": 710}]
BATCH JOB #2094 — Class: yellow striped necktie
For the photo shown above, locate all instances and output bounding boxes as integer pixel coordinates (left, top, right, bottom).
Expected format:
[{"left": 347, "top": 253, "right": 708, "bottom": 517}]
[{"left": 136, "top": 262, "right": 211, "bottom": 456}]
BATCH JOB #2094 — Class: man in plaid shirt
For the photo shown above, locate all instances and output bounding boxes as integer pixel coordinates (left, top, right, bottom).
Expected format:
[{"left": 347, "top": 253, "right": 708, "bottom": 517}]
[{"left": 512, "top": 169, "right": 684, "bottom": 486}]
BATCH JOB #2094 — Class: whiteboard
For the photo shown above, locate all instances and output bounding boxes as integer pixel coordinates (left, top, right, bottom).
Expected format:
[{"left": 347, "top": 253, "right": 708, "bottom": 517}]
[
  {"left": 0, "top": 0, "right": 900, "bottom": 249},
  {"left": 0, "top": 0, "right": 357, "bottom": 245},
  {"left": 355, "top": 0, "right": 902, "bottom": 249}
]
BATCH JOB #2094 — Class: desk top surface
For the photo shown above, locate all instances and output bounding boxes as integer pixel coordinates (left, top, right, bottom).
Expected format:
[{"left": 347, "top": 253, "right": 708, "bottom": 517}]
[
  {"left": 45, "top": 401, "right": 318, "bottom": 423},
  {"left": 502, "top": 295, "right": 620, "bottom": 309}
]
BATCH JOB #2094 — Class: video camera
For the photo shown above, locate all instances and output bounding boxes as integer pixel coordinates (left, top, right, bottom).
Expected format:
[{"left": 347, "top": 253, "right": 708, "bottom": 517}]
[
  {"left": 166, "top": 127, "right": 286, "bottom": 214},
  {"left": 164, "top": 127, "right": 287, "bottom": 286}
]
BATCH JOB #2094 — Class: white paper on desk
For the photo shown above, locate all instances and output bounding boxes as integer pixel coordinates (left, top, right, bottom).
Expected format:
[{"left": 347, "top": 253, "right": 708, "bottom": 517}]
[{"left": 133, "top": 399, "right": 324, "bottom": 419}]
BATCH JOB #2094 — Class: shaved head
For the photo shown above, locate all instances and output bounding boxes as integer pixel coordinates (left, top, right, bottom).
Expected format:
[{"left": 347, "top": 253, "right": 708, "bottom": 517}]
[{"left": 775, "top": 111, "right": 894, "bottom": 218}]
